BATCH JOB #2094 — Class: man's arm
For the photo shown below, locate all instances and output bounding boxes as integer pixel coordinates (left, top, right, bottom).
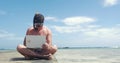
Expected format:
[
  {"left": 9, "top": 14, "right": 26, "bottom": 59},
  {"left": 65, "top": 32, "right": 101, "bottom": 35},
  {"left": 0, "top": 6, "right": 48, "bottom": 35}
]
[
  {"left": 23, "top": 37, "right": 26, "bottom": 46},
  {"left": 46, "top": 29, "right": 52, "bottom": 45},
  {"left": 23, "top": 28, "right": 30, "bottom": 46}
]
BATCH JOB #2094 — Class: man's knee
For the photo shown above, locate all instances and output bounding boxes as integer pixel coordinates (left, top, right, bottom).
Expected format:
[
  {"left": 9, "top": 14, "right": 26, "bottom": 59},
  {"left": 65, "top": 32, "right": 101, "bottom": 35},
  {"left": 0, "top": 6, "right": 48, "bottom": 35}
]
[
  {"left": 42, "top": 43, "right": 49, "bottom": 50},
  {"left": 53, "top": 45, "right": 57, "bottom": 50},
  {"left": 49, "top": 45, "right": 57, "bottom": 54},
  {"left": 17, "top": 44, "right": 26, "bottom": 51}
]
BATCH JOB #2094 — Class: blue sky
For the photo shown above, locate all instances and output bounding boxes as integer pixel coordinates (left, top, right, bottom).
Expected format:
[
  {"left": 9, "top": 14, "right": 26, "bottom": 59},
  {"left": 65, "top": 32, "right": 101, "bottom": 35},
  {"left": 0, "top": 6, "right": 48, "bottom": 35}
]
[{"left": 0, "top": 0, "right": 120, "bottom": 49}]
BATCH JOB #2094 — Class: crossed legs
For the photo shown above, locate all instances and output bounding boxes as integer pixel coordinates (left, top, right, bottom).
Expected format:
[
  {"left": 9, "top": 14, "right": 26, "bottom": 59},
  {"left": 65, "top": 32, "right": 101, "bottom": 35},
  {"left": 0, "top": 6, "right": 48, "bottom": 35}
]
[{"left": 17, "top": 43, "right": 57, "bottom": 60}]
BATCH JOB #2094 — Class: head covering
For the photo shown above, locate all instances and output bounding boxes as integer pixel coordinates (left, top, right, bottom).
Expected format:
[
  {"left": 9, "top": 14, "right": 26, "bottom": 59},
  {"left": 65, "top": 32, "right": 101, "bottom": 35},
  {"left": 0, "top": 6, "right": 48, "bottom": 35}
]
[{"left": 33, "top": 12, "right": 44, "bottom": 30}]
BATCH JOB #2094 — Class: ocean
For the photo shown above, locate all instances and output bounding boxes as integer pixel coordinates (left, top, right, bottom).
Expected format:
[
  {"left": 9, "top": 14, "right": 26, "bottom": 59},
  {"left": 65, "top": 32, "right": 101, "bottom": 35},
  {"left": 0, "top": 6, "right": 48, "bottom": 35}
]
[
  {"left": 55, "top": 48, "right": 120, "bottom": 63},
  {"left": 0, "top": 48, "right": 120, "bottom": 63}
]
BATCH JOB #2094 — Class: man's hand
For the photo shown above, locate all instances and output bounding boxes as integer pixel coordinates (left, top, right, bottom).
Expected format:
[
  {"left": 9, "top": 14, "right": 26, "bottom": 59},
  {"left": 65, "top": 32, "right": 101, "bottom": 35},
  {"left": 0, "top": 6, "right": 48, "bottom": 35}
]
[{"left": 42, "top": 43, "right": 50, "bottom": 50}]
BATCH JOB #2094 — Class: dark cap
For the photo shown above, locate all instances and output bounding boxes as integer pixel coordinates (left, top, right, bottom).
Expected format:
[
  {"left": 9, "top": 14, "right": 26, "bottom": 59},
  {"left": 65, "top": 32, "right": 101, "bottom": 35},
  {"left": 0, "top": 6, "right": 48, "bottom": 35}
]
[
  {"left": 33, "top": 12, "right": 44, "bottom": 23},
  {"left": 33, "top": 12, "right": 44, "bottom": 30}
]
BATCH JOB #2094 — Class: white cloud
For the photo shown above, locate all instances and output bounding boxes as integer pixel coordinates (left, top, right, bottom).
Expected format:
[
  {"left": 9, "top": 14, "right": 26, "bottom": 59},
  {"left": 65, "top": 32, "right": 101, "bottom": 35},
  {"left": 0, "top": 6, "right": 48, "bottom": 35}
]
[
  {"left": 52, "top": 24, "right": 100, "bottom": 34},
  {"left": 80, "top": 25, "right": 120, "bottom": 47},
  {"left": 53, "top": 25, "right": 81, "bottom": 33},
  {"left": 45, "top": 16, "right": 58, "bottom": 21},
  {"left": 103, "top": 0, "right": 118, "bottom": 7},
  {"left": 84, "top": 27, "right": 120, "bottom": 39},
  {"left": 52, "top": 16, "right": 120, "bottom": 43},
  {"left": 51, "top": 16, "right": 96, "bottom": 33},
  {"left": 63, "top": 16, "right": 95, "bottom": 25},
  {"left": 0, "top": 30, "right": 23, "bottom": 40},
  {"left": 0, "top": 30, "right": 14, "bottom": 38},
  {"left": 53, "top": 24, "right": 120, "bottom": 47},
  {"left": 50, "top": 16, "right": 120, "bottom": 47}
]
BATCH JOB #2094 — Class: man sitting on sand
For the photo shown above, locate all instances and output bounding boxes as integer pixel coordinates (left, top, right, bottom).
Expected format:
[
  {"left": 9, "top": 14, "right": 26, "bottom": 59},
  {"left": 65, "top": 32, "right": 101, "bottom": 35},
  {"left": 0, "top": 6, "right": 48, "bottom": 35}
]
[{"left": 17, "top": 12, "right": 57, "bottom": 60}]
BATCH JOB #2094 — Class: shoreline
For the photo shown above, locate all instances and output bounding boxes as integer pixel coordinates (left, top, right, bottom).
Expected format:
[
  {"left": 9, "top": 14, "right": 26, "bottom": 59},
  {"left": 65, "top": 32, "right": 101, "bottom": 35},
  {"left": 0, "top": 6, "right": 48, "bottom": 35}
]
[{"left": 0, "top": 47, "right": 120, "bottom": 51}]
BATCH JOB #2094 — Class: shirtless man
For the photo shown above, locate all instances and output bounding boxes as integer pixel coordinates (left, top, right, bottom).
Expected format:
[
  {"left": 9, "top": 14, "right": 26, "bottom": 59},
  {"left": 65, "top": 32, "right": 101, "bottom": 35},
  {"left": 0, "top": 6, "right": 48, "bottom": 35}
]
[{"left": 17, "top": 12, "right": 57, "bottom": 60}]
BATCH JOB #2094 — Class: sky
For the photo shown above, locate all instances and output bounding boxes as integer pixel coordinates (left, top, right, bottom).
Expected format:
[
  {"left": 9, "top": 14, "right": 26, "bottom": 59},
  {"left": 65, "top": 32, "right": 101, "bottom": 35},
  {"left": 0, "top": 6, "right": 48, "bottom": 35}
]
[{"left": 0, "top": 0, "right": 120, "bottom": 49}]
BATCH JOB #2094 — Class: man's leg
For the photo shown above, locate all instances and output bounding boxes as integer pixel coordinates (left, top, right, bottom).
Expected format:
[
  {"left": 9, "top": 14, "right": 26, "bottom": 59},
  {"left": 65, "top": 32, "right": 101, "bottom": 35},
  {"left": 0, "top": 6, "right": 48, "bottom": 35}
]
[
  {"left": 51, "top": 45, "right": 57, "bottom": 54},
  {"left": 17, "top": 44, "right": 51, "bottom": 59},
  {"left": 42, "top": 43, "right": 57, "bottom": 55},
  {"left": 17, "top": 44, "right": 37, "bottom": 57}
]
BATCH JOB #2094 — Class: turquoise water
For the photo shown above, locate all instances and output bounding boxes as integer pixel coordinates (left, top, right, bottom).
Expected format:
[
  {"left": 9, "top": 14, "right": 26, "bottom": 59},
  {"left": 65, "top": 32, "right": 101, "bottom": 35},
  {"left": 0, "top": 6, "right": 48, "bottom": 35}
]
[{"left": 0, "top": 48, "right": 120, "bottom": 63}]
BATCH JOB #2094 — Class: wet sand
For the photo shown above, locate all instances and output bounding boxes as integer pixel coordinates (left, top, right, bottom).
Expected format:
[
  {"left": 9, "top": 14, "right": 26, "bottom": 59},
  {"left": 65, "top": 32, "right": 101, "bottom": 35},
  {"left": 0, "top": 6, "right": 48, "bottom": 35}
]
[{"left": 0, "top": 50, "right": 58, "bottom": 63}]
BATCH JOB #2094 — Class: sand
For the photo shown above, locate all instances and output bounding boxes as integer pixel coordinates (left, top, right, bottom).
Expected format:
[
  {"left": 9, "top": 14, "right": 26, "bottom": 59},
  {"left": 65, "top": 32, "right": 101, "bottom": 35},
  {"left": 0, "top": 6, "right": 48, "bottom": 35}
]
[{"left": 0, "top": 50, "right": 58, "bottom": 63}]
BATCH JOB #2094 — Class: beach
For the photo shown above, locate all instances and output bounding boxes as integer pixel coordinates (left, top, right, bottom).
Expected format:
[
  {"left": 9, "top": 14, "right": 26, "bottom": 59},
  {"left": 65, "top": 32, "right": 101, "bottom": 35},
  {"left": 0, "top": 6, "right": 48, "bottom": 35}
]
[
  {"left": 0, "top": 50, "right": 57, "bottom": 63},
  {"left": 0, "top": 48, "right": 120, "bottom": 63}
]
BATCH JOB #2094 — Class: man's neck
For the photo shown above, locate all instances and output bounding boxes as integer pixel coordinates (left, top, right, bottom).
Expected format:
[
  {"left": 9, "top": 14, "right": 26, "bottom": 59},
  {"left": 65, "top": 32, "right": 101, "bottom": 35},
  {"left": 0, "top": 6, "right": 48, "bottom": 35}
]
[{"left": 37, "top": 26, "right": 43, "bottom": 31}]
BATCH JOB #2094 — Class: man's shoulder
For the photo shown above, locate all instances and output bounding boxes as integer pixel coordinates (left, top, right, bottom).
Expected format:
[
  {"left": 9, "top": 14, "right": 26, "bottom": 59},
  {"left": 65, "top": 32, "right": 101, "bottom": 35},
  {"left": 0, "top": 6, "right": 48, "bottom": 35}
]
[
  {"left": 27, "top": 27, "right": 34, "bottom": 31},
  {"left": 43, "top": 26, "right": 51, "bottom": 31},
  {"left": 43, "top": 26, "right": 51, "bottom": 34}
]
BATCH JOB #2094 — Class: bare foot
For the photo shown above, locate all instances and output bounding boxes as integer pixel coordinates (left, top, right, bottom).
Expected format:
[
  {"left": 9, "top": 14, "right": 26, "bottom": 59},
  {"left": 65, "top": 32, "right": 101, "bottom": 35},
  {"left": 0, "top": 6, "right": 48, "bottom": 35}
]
[{"left": 37, "top": 54, "right": 52, "bottom": 60}]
